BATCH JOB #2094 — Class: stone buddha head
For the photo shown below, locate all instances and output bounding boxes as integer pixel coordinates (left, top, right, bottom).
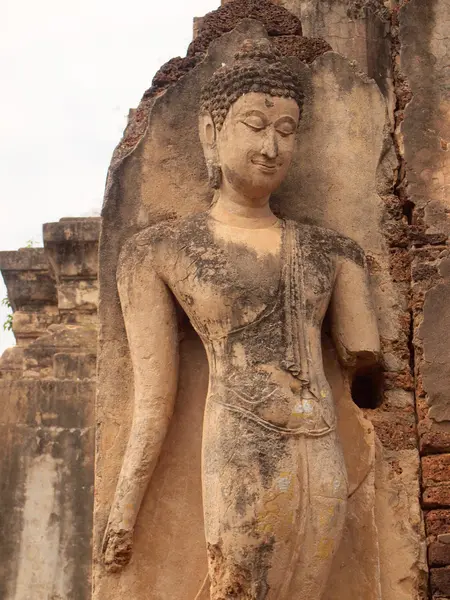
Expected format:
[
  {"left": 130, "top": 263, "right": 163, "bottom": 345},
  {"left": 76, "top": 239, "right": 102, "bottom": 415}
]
[{"left": 199, "top": 39, "right": 304, "bottom": 201}]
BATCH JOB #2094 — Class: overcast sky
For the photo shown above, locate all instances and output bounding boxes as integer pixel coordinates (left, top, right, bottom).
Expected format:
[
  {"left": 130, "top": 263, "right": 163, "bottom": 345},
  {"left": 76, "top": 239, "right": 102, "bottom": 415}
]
[{"left": 0, "top": 0, "right": 219, "bottom": 352}]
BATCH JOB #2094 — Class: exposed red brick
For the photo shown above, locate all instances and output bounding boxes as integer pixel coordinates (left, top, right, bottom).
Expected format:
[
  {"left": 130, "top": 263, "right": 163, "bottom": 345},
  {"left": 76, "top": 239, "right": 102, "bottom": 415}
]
[
  {"left": 410, "top": 209, "right": 448, "bottom": 248},
  {"left": 142, "top": 34, "right": 331, "bottom": 104},
  {"left": 426, "top": 510, "right": 450, "bottom": 537},
  {"left": 347, "top": 0, "right": 391, "bottom": 21},
  {"left": 380, "top": 336, "right": 411, "bottom": 372},
  {"left": 431, "top": 566, "right": 450, "bottom": 596},
  {"left": 370, "top": 412, "right": 417, "bottom": 450},
  {"left": 416, "top": 396, "right": 429, "bottom": 421},
  {"left": 389, "top": 247, "right": 411, "bottom": 282},
  {"left": 412, "top": 261, "right": 440, "bottom": 283},
  {"left": 381, "top": 194, "right": 410, "bottom": 248},
  {"left": 429, "top": 541, "right": 450, "bottom": 567},
  {"left": 110, "top": 96, "right": 157, "bottom": 164},
  {"left": 271, "top": 35, "right": 331, "bottom": 63},
  {"left": 188, "top": 0, "right": 303, "bottom": 56},
  {"left": 423, "top": 486, "right": 450, "bottom": 509},
  {"left": 384, "top": 369, "right": 414, "bottom": 391},
  {"left": 148, "top": 55, "right": 204, "bottom": 95},
  {"left": 423, "top": 455, "right": 450, "bottom": 486}
]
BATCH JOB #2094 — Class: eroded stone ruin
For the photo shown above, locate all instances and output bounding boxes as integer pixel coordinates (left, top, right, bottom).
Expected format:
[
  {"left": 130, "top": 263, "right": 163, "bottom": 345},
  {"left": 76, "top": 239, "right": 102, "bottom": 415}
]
[
  {"left": 0, "top": 1, "right": 449, "bottom": 598},
  {"left": 0, "top": 218, "right": 99, "bottom": 599}
]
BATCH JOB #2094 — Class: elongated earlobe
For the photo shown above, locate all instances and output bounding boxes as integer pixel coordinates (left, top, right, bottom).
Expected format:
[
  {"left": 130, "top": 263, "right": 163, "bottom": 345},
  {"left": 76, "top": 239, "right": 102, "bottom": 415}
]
[
  {"left": 207, "top": 160, "right": 222, "bottom": 189},
  {"left": 199, "top": 112, "right": 222, "bottom": 190}
]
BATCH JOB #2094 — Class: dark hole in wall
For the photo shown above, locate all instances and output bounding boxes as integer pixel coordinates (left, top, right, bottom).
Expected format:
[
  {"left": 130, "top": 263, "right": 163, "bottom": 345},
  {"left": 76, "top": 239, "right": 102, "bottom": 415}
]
[
  {"left": 402, "top": 199, "right": 415, "bottom": 224},
  {"left": 321, "top": 314, "right": 384, "bottom": 409},
  {"left": 351, "top": 364, "right": 384, "bottom": 409}
]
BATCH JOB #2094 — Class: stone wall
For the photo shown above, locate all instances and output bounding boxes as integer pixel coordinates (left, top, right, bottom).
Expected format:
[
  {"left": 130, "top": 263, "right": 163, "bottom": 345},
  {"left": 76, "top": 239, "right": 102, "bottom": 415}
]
[{"left": 0, "top": 217, "right": 100, "bottom": 599}]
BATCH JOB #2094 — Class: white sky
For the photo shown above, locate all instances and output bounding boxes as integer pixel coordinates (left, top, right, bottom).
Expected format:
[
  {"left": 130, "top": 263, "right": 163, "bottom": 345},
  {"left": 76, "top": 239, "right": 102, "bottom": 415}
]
[{"left": 0, "top": 0, "right": 219, "bottom": 352}]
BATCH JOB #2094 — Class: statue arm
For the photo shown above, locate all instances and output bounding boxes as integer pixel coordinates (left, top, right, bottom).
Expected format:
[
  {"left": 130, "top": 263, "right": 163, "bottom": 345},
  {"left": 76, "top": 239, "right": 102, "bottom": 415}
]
[
  {"left": 329, "top": 253, "right": 381, "bottom": 370},
  {"left": 102, "top": 240, "right": 179, "bottom": 571}
]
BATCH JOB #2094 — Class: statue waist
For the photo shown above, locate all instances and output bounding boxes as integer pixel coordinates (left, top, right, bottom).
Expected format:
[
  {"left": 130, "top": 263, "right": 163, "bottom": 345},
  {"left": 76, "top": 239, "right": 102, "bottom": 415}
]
[{"left": 207, "top": 381, "right": 336, "bottom": 437}]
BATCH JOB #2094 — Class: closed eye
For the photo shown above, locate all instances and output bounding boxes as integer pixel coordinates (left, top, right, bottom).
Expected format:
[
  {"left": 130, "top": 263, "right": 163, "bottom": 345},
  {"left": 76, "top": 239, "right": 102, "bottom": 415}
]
[
  {"left": 241, "top": 117, "right": 266, "bottom": 131},
  {"left": 276, "top": 125, "right": 296, "bottom": 137},
  {"left": 274, "top": 116, "right": 298, "bottom": 137}
]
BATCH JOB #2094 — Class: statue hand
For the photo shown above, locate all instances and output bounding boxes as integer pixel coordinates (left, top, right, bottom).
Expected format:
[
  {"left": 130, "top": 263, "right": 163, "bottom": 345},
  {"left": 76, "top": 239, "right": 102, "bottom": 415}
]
[{"left": 102, "top": 523, "right": 134, "bottom": 572}]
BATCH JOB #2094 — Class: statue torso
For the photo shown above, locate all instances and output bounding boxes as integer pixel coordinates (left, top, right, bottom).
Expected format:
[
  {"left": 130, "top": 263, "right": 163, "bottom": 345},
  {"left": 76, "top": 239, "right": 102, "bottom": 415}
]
[{"left": 137, "top": 211, "right": 364, "bottom": 433}]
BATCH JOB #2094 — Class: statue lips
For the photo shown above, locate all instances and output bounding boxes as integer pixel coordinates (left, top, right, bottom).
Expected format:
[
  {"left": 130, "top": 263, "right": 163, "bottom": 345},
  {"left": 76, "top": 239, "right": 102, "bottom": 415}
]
[{"left": 251, "top": 159, "right": 278, "bottom": 174}]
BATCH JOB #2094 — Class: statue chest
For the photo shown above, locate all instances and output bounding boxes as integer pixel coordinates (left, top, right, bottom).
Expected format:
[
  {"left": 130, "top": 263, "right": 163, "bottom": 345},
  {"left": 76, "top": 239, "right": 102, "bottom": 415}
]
[{"left": 164, "top": 229, "right": 336, "bottom": 338}]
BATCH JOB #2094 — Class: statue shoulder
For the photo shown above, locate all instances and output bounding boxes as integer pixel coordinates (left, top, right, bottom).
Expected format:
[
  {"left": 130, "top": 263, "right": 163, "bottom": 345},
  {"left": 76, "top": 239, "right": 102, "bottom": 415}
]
[
  {"left": 117, "top": 213, "right": 210, "bottom": 278},
  {"left": 290, "top": 221, "right": 366, "bottom": 268}
]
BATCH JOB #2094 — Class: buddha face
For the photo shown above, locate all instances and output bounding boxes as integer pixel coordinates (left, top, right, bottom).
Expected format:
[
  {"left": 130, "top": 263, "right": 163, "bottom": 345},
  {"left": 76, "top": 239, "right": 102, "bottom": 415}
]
[{"left": 214, "top": 93, "right": 300, "bottom": 201}]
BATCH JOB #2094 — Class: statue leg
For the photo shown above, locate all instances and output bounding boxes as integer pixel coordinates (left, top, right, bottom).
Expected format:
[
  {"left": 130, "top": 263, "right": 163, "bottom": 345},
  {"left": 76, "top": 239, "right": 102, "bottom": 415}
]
[
  {"left": 285, "top": 433, "right": 348, "bottom": 598},
  {"left": 202, "top": 403, "right": 308, "bottom": 600}
]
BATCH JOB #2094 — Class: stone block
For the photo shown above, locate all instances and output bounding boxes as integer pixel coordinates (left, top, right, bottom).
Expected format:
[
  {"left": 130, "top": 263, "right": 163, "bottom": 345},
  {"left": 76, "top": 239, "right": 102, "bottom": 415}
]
[
  {"left": 423, "top": 454, "right": 450, "bottom": 486},
  {"left": 439, "top": 534, "right": 450, "bottom": 544},
  {"left": 0, "top": 249, "right": 57, "bottom": 311},
  {"left": 12, "top": 307, "right": 60, "bottom": 342},
  {"left": 0, "top": 248, "right": 48, "bottom": 271},
  {"left": 43, "top": 217, "right": 101, "bottom": 244},
  {"left": 369, "top": 411, "right": 417, "bottom": 450},
  {"left": 60, "top": 311, "right": 98, "bottom": 328},
  {"left": 420, "top": 419, "right": 450, "bottom": 454},
  {"left": 426, "top": 510, "right": 450, "bottom": 537},
  {"left": 57, "top": 280, "right": 99, "bottom": 312},
  {"left": 23, "top": 325, "right": 97, "bottom": 378},
  {"left": 423, "top": 486, "right": 450, "bottom": 509},
  {"left": 44, "top": 218, "right": 100, "bottom": 281},
  {"left": 418, "top": 259, "right": 450, "bottom": 423},
  {"left": 431, "top": 566, "right": 450, "bottom": 596},
  {"left": 0, "top": 379, "right": 94, "bottom": 429},
  {"left": 53, "top": 352, "right": 96, "bottom": 380},
  {"left": 0, "top": 347, "right": 24, "bottom": 380},
  {"left": 380, "top": 389, "right": 415, "bottom": 411},
  {"left": 192, "top": 16, "right": 204, "bottom": 39},
  {"left": 429, "top": 541, "right": 450, "bottom": 567}
]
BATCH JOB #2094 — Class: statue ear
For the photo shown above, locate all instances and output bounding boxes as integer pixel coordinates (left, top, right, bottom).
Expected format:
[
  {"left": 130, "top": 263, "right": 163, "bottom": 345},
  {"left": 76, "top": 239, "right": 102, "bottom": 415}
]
[
  {"left": 199, "top": 111, "right": 218, "bottom": 156},
  {"left": 199, "top": 111, "right": 222, "bottom": 190}
]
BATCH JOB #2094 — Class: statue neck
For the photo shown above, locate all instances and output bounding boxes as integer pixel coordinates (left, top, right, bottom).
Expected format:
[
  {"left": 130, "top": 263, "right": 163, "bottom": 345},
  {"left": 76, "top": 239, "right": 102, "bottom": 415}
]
[{"left": 210, "top": 191, "right": 279, "bottom": 230}]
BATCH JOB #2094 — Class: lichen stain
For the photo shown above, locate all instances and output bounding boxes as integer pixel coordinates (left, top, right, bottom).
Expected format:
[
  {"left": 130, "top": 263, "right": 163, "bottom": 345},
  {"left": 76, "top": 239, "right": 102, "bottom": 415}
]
[{"left": 256, "top": 474, "right": 295, "bottom": 536}]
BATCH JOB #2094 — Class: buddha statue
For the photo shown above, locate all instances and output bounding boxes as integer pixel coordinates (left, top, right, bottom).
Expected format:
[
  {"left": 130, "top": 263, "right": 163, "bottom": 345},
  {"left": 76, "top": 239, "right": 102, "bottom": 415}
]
[{"left": 101, "top": 39, "right": 381, "bottom": 599}]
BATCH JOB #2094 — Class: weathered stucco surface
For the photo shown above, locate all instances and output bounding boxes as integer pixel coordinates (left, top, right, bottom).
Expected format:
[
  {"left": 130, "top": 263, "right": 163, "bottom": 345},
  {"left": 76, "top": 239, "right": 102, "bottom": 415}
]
[
  {"left": 279, "top": 0, "right": 393, "bottom": 108},
  {"left": 0, "top": 218, "right": 99, "bottom": 599}
]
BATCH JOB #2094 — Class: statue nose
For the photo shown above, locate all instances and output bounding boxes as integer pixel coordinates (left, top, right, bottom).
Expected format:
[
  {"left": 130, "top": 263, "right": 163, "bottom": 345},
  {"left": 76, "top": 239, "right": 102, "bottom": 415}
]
[{"left": 261, "top": 128, "right": 278, "bottom": 159}]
